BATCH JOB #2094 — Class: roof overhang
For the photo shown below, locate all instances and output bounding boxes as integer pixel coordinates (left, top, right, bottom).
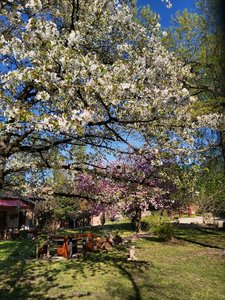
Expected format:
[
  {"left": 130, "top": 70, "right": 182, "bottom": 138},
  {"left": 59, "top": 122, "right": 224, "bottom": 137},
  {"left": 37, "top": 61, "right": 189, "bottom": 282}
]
[{"left": 0, "top": 199, "right": 27, "bottom": 208}]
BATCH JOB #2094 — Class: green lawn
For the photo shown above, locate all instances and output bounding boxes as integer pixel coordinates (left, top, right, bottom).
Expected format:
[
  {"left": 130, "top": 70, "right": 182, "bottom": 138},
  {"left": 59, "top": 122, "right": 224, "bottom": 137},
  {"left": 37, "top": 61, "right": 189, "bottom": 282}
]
[{"left": 0, "top": 223, "right": 225, "bottom": 300}]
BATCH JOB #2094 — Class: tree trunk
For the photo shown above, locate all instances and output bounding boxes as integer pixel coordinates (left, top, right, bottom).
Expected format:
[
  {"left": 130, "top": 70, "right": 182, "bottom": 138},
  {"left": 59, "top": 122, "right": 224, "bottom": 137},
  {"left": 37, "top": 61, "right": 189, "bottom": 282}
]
[
  {"left": 131, "top": 206, "right": 142, "bottom": 233},
  {"left": 100, "top": 211, "right": 106, "bottom": 226},
  {"left": 220, "top": 130, "right": 225, "bottom": 164},
  {"left": 0, "top": 155, "right": 6, "bottom": 190}
]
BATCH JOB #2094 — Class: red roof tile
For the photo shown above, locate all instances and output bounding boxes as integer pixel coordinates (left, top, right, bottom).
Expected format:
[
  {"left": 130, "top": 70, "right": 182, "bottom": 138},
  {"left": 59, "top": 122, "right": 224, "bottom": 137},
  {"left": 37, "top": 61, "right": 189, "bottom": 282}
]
[{"left": 0, "top": 199, "right": 27, "bottom": 207}]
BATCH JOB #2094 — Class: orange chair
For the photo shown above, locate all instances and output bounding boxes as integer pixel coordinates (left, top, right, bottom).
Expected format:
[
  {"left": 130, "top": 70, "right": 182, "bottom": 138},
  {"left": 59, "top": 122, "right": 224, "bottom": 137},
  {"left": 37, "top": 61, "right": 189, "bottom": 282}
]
[{"left": 57, "top": 237, "right": 68, "bottom": 258}]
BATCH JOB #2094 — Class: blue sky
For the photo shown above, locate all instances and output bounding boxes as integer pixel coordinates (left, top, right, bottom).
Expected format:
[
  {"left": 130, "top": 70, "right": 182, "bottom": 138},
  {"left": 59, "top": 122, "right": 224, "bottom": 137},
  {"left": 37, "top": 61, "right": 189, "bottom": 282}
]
[{"left": 137, "top": 0, "right": 197, "bottom": 27}]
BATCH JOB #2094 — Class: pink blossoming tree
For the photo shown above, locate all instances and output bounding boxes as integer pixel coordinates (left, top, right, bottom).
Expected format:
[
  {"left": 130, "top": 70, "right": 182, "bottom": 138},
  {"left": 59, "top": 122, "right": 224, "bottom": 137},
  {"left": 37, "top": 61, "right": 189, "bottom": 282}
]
[{"left": 75, "top": 150, "right": 177, "bottom": 232}]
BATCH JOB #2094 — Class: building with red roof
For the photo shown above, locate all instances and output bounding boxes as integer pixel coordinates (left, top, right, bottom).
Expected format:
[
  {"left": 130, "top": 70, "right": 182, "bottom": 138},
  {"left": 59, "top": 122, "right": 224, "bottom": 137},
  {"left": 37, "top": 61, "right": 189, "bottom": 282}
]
[{"left": 0, "top": 191, "right": 43, "bottom": 238}]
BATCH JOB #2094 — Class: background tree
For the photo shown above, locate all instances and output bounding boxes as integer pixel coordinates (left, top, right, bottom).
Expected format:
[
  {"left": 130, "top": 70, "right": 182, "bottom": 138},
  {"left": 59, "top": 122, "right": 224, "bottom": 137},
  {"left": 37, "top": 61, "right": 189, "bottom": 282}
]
[
  {"left": 163, "top": 0, "right": 225, "bottom": 160},
  {"left": 161, "top": 0, "right": 225, "bottom": 215},
  {"left": 195, "top": 157, "right": 225, "bottom": 215}
]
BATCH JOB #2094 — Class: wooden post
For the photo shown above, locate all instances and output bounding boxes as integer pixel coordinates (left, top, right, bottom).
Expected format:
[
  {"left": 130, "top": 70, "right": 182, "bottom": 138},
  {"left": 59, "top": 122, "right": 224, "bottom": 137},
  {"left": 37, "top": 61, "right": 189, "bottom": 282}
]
[
  {"left": 47, "top": 238, "right": 50, "bottom": 259},
  {"left": 36, "top": 234, "right": 39, "bottom": 259},
  {"left": 69, "top": 240, "right": 73, "bottom": 258}
]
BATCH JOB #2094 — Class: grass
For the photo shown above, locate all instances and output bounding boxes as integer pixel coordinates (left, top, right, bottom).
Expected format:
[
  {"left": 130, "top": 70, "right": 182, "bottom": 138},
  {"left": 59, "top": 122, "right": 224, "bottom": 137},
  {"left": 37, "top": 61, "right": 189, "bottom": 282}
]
[{"left": 0, "top": 221, "right": 225, "bottom": 300}]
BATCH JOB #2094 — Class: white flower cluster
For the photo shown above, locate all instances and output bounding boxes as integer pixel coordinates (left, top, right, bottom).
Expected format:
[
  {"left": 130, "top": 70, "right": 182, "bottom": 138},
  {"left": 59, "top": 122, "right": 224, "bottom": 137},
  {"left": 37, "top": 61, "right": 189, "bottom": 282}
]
[
  {"left": 25, "top": 0, "right": 42, "bottom": 13},
  {"left": 25, "top": 18, "right": 59, "bottom": 41},
  {"left": 5, "top": 153, "right": 38, "bottom": 172},
  {"left": 67, "top": 30, "right": 83, "bottom": 48},
  {"left": 36, "top": 91, "right": 50, "bottom": 101},
  {"left": 161, "top": 0, "right": 172, "bottom": 9},
  {"left": 3, "top": 105, "right": 20, "bottom": 120},
  {"left": 151, "top": 159, "right": 163, "bottom": 166},
  {"left": 197, "top": 114, "right": 225, "bottom": 130}
]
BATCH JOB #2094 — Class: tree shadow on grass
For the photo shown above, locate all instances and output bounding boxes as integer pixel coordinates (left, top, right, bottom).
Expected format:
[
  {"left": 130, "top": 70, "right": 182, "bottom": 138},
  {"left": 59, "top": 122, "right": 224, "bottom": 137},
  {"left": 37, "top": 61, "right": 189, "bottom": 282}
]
[
  {"left": 74, "top": 251, "right": 150, "bottom": 300},
  {"left": 86, "top": 249, "right": 181, "bottom": 300},
  {"left": 174, "top": 236, "right": 224, "bottom": 250},
  {"left": 0, "top": 240, "right": 32, "bottom": 299},
  {"left": 0, "top": 239, "right": 64, "bottom": 300},
  {"left": 0, "top": 237, "right": 154, "bottom": 300},
  {"left": 3, "top": 224, "right": 220, "bottom": 300},
  {"left": 1, "top": 234, "right": 212, "bottom": 300},
  {"left": 174, "top": 224, "right": 225, "bottom": 250}
]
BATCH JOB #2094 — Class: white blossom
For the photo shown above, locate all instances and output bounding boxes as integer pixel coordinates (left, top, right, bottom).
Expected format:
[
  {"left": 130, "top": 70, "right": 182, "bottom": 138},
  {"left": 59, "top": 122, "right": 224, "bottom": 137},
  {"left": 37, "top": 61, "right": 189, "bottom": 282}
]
[
  {"left": 68, "top": 30, "right": 83, "bottom": 47},
  {"left": 25, "top": 0, "right": 42, "bottom": 12},
  {"left": 36, "top": 91, "right": 50, "bottom": 101}
]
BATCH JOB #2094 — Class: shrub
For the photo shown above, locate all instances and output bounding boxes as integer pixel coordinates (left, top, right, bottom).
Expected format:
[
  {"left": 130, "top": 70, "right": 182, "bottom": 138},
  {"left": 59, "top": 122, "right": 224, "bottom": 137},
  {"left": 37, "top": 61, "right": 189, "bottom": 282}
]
[
  {"left": 141, "top": 215, "right": 175, "bottom": 241},
  {"left": 155, "top": 222, "right": 175, "bottom": 241},
  {"left": 141, "top": 215, "right": 161, "bottom": 231}
]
